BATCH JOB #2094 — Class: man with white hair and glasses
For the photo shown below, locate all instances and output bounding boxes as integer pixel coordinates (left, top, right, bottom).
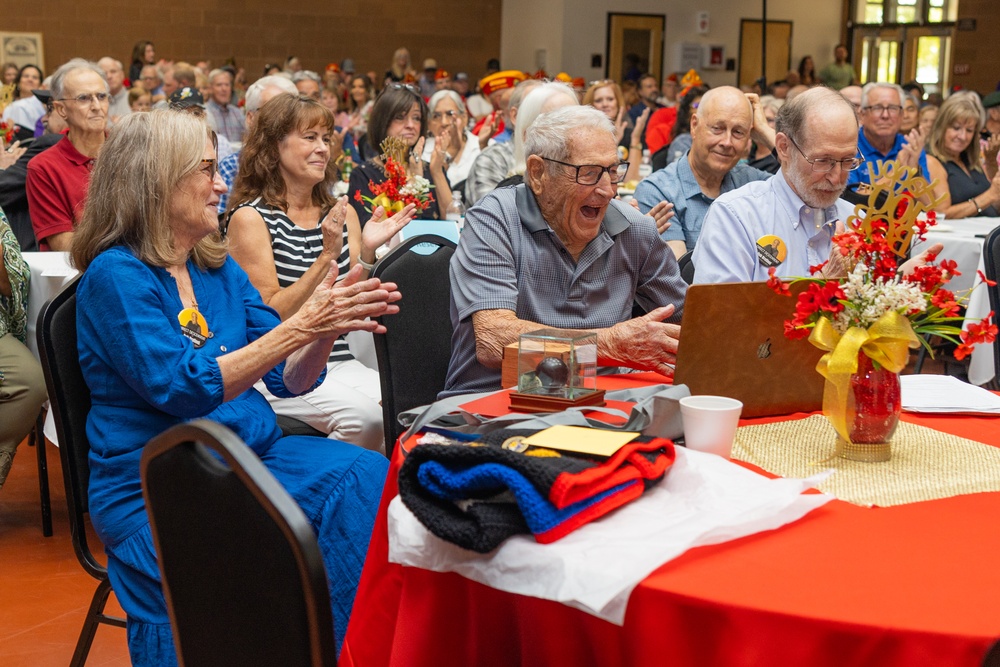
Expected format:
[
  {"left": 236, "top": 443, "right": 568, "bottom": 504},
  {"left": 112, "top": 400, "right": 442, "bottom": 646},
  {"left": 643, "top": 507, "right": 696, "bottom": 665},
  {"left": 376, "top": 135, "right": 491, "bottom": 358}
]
[
  {"left": 693, "top": 87, "right": 865, "bottom": 283},
  {"left": 846, "top": 82, "right": 929, "bottom": 188},
  {"left": 441, "top": 105, "right": 687, "bottom": 397},
  {"left": 27, "top": 58, "right": 109, "bottom": 250}
]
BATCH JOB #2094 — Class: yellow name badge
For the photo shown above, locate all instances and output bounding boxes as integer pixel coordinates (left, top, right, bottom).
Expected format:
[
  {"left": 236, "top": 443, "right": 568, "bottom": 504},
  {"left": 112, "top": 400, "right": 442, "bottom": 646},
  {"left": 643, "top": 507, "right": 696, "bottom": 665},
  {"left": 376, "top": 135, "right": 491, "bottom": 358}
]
[
  {"left": 178, "top": 307, "right": 210, "bottom": 349},
  {"left": 756, "top": 234, "right": 787, "bottom": 268}
]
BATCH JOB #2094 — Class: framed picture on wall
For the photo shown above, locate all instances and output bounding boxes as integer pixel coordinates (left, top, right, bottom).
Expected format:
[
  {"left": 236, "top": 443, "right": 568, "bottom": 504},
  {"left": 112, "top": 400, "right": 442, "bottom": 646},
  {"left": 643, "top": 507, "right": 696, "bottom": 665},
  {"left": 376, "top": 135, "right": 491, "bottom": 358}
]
[
  {"left": 704, "top": 45, "right": 725, "bottom": 70},
  {"left": 606, "top": 13, "right": 665, "bottom": 84},
  {"left": 0, "top": 32, "right": 45, "bottom": 71}
]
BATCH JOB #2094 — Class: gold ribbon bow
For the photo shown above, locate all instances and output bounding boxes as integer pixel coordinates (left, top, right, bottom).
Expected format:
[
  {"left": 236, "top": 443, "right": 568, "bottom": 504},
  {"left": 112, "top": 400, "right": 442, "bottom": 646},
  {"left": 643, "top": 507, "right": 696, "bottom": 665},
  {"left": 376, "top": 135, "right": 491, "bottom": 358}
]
[
  {"left": 809, "top": 312, "right": 919, "bottom": 444},
  {"left": 371, "top": 194, "right": 404, "bottom": 214}
]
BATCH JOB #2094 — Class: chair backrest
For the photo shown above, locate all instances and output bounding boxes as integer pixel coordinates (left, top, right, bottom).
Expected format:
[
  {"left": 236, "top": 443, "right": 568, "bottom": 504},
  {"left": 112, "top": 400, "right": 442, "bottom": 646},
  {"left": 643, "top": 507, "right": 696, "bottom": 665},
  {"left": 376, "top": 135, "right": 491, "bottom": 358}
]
[
  {"left": 677, "top": 250, "right": 695, "bottom": 285},
  {"left": 36, "top": 277, "right": 104, "bottom": 578},
  {"left": 984, "top": 225, "right": 1000, "bottom": 383},
  {"left": 141, "top": 420, "right": 336, "bottom": 667},
  {"left": 371, "top": 234, "right": 457, "bottom": 454}
]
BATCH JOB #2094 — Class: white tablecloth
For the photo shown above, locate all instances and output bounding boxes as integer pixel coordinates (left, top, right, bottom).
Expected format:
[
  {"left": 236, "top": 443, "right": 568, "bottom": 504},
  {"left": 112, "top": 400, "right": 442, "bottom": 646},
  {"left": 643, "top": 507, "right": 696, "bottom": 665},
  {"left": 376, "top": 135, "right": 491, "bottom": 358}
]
[
  {"left": 912, "top": 217, "right": 999, "bottom": 386},
  {"left": 23, "top": 252, "right": 79, "bottom": 443},
  {"left": 24, "top": 252, "right": 79, "bottom": 359}
]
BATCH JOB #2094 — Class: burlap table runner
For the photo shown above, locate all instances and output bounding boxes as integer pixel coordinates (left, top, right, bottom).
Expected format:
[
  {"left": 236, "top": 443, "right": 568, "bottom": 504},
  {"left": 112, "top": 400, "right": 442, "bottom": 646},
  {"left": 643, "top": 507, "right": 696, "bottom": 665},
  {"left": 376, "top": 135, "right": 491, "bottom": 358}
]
[{"left": 732, "top": 415, "right": 1000, "bottom": 507}]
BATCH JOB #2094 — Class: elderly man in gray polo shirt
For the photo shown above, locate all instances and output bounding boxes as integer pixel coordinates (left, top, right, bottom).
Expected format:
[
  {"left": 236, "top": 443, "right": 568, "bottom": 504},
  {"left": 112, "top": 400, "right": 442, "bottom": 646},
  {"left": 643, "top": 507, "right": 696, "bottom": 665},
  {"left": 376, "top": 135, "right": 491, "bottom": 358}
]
[
  {"left": 441, "top": 105, "right": 687, "bottom": 398},
  {"left": 635, "top": 87, "right": 773, "bottom": 258}
]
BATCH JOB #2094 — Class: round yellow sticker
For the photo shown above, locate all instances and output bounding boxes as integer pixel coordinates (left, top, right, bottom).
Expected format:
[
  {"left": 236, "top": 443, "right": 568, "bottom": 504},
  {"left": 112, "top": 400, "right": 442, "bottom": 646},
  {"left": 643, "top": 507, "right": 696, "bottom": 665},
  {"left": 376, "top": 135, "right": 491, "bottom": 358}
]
[
  {"left": 756, "top": 235, "right": 787, "bottom": 268},
  {"left": 178, "top": 307, "right": 210, "bottom": 348}
]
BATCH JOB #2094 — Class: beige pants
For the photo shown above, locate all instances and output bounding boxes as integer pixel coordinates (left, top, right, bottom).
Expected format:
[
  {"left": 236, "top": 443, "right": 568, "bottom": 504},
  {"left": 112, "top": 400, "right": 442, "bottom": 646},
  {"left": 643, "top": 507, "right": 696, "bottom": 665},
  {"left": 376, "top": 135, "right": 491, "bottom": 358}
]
[{"left": 0, "top": 333, "right": 47, "bottom": 486}]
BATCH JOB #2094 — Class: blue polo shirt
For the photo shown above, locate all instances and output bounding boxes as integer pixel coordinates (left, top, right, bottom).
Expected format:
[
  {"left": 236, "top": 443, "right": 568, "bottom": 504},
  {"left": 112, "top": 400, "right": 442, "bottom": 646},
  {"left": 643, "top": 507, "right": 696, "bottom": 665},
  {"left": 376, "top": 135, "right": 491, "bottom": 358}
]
[
  {"left": 847, "top": 127, "right": 929, "bottom": 187},
  {"left": 635, "top": 152, "right": 771, "bottom": 251}
]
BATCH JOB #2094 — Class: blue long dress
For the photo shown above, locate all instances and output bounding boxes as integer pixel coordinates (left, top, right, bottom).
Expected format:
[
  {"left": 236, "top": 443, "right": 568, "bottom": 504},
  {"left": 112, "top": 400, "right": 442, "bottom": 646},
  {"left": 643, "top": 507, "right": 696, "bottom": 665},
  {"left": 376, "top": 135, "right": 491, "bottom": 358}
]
[{"left": 77, "top": 247, "right": 388, "bottom": 666}]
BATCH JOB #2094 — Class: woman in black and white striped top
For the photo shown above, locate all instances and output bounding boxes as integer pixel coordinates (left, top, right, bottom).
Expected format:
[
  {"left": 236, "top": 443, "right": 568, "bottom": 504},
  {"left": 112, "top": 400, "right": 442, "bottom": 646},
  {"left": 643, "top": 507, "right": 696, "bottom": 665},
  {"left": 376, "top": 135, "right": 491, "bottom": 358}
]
[{"left": 227, "top": 93, "right": 415, "bottom": 453}]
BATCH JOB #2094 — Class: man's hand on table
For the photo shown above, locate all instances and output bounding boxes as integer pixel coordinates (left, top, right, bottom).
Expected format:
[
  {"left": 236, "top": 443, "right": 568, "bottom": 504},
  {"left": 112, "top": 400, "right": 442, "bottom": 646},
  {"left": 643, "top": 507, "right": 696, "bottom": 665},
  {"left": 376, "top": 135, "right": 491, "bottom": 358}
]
[{"left": 606, "top": 304, "right": 680, "bottom": 377}]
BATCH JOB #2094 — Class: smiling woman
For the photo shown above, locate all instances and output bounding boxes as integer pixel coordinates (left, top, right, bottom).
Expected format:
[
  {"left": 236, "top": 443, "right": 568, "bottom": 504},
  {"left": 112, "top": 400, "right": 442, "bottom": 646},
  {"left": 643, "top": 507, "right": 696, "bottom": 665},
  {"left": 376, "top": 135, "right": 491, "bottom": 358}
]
[
  {"left": 70, "top": 109, "right": 394, "bottom": 664},
  {"left": 226, "top": 94, "right": 415, "bottom": 451},
  {"left": 925, "top": 93, "right": 1000, "bottom": 218}
]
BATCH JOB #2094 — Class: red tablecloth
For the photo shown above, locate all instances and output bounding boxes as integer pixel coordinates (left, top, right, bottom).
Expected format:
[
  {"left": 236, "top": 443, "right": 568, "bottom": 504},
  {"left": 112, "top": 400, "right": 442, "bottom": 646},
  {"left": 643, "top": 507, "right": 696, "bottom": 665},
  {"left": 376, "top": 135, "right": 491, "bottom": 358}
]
[{"left": 340, "top": 378, "right": 1000, "bottom": 667}]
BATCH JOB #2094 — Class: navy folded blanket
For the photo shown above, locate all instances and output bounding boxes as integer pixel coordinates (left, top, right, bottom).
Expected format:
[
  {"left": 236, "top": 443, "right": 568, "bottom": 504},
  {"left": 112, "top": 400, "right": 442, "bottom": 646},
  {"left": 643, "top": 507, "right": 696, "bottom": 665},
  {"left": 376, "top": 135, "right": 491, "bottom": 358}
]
[{"left": 398, "top": 429, "right": 676, "bottom": 553}]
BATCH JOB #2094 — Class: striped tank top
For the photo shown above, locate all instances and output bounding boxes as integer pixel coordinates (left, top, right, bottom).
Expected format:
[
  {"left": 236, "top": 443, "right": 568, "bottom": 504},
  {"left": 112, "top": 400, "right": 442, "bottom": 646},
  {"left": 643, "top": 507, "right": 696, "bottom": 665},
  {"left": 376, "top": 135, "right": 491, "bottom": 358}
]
[{"left": 238, "top": 196, "right": 354, "bottom": 363}]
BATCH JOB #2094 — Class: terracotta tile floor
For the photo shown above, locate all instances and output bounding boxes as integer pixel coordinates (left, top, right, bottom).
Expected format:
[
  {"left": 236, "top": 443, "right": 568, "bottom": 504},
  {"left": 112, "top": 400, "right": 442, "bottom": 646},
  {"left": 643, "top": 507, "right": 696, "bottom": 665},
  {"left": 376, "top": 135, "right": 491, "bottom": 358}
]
[{"left": 0, "top": 436, "right": 130, "bottom": 666}]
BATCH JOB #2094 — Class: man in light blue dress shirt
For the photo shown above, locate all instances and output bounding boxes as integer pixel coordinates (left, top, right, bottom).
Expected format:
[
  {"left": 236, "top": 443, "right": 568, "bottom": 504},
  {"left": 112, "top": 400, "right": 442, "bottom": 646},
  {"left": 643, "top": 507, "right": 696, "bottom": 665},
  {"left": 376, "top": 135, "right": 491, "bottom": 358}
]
[
  {"left": 635, "top": 86, "right": 773, "bottom": 258},
  {"left": 693, "top": 87, "right": 861, "bottom": 283}
]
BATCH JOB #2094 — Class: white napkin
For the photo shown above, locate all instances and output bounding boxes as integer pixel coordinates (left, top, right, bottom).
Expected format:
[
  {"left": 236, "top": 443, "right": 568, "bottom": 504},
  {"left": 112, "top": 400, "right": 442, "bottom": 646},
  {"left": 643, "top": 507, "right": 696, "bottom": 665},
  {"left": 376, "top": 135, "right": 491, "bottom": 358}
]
[{"left": 388, "top": 446, "right": 833, "bottom": 625}]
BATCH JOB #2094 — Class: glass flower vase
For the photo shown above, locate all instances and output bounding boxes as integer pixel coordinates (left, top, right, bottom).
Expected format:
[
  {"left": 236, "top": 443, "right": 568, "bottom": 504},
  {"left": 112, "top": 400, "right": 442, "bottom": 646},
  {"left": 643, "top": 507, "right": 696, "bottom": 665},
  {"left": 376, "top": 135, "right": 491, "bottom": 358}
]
[{"left": 839, "top": 353, "right": 901, "bottom": 462}]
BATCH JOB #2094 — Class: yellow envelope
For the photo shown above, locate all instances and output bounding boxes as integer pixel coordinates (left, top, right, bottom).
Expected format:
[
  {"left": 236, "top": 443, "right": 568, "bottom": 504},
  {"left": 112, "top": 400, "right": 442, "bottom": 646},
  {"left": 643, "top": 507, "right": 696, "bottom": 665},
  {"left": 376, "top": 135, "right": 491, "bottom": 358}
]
[{"left": 522, "top": 425, "right": 639, "bottom": 457}]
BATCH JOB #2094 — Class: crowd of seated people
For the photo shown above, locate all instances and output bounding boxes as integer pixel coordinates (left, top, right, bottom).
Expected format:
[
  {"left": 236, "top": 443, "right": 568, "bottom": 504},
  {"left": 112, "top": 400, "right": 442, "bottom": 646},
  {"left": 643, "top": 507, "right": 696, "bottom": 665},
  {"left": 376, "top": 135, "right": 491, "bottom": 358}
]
[{"left": 0, "top": 40, "right": 997, "bottom": 666}]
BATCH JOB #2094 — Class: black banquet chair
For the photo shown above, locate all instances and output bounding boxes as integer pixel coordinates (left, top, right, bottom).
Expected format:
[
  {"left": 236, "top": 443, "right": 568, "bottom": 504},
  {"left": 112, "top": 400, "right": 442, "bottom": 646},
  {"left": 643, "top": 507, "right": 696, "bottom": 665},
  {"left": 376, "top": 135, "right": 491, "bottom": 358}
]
[
  {"left": 371, "top": 234, "right": 457, "bottom": 456},
  {"left": 36, "top": 277, "right": 127, "bottom": 666},
  {"left": 141, "top": 419, "right": 336, "bottom": 667}
]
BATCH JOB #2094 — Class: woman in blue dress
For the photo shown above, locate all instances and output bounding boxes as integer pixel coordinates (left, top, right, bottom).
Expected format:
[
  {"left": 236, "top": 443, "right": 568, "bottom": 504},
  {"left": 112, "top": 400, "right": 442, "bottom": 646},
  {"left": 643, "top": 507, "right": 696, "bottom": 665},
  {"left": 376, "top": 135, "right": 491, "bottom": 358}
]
[{"left": 70, "top": 110, "right": 397, "bottom": 665}]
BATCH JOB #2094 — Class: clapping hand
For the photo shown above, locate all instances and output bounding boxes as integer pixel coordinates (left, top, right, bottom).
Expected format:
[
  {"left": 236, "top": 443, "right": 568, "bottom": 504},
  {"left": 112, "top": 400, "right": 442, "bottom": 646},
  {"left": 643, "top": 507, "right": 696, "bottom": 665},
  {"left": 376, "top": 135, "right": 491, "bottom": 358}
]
[
  {"left": 362, "top": 203, "right": 417, "bottom": 261},
  {"left": 302, "top": 263, "right": 402, "bottom": 338},
  {"left": 0, "top": 138, "right": 25, "bottom": 171},
  {"left": 320, "top": 196, "right": 348, "bottom": 259},
  {"left": 478, "top": 111, "right": 500, "bottom": 150}
]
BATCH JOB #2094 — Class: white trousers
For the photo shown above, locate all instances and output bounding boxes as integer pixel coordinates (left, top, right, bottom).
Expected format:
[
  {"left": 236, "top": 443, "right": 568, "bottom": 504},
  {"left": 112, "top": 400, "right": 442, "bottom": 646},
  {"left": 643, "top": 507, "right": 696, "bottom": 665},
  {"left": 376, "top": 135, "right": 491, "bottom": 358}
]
[{"left": 256, "top": 359, "right": 384, "bottom": 454}]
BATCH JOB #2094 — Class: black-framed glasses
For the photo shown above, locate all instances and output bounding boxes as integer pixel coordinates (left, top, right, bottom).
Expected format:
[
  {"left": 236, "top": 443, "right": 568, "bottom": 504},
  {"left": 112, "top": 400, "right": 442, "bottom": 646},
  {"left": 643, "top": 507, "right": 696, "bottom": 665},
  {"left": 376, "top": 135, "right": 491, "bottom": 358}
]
[
  {"left": 199, "top": 158, "right": 218, "bottom": 180},
  {"left": 58, "top": 92, "right": 110, "bottom": 105},
  {"left": 542, "top": 157, "right": 630, "bottom": 185},
  {"left": 786, "top": 135, "right": 864, "bottom": 173},
  {"left": 862, "top": 104, "right": 903, "bottom": 116}
]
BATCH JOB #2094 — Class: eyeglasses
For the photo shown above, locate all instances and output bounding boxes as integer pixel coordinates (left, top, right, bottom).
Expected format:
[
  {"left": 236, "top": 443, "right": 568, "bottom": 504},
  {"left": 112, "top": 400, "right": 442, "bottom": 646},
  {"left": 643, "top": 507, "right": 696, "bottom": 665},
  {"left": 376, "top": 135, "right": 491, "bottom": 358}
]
[
  {"left": 431, "top": 109, "right": 463, "bottom": 121},
  {"left": 199, "top": 159, "right": 218, "bottom": 180},
  {"left": 786, "top": 135, "right": 864, "bottom": 173},
  {"left": 58, "top": 92, "right": 110, "bottom": 105},
  {"left": 862, "top": 104, "right": 903, "bottom": 116},
  {"left": 542, "top": 157, "right": 630, "bottom": 185},
  {"left": 388, "top": 83, "right": 420, "bottom": 94}
]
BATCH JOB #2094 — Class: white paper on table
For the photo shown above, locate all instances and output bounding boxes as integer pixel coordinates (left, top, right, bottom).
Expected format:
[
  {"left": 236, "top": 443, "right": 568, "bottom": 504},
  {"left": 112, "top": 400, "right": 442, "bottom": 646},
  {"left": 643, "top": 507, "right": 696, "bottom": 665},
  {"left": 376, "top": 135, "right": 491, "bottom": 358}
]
[
  {"left": 900, "top": 374, "right": 1000, "bottom": 414},
  {"left": 387, "top": 447, "right": 833, "bottom": 625}
]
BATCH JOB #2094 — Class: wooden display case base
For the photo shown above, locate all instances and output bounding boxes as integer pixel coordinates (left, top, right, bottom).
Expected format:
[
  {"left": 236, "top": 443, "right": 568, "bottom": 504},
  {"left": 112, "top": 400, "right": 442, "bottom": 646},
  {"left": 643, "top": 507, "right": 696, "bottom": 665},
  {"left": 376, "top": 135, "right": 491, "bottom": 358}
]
[{"left": 508, "top": 389, "right": 607, "bottom": 413}]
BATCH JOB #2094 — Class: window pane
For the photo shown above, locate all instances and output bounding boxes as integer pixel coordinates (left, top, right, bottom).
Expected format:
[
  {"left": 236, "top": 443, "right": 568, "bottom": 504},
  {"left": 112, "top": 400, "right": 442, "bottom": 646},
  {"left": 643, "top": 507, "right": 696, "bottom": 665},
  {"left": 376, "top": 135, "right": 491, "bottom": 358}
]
[
  {"left": 860, "top": 40, "right": 872, "bottom": 85},
  {"left": 896, "top": 5, "right": 918, "bottom": 22},
  {"left": 865, "top": 5, "right": 884, "bottom": 22},
  {"left": 877, "top": 41, "right": 898, "bottom": 83},
  {"left": 928, "top": 7, "right": 943, "bottom": 21}
]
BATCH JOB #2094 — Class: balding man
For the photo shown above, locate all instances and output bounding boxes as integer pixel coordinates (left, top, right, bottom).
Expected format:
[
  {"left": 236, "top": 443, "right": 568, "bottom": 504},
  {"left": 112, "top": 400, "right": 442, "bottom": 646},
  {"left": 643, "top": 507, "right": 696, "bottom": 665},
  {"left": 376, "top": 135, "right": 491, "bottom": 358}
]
[
  {"left": 442, "top": 105, "right": 686, "bottom": 397},
  {"left": 217, "top": 75, "right": 298, "bottom": 214},
  {"left": 635, "top": 86, "right": 774, "bottom": 258},
  {"left": 27, "top": 59, "right": 109, "bottom": 251},
  {"left": 97, "top": 57, "right": 129, "bottom": 120},
  {"left": 692, "top": 87, "right": 863, "bottom": 283},
  {"left": 840, "top": 85, "right": 862, "bottom": 114},
  {"left": 847, "top": 82, "right": 928, "bottom": 188}
]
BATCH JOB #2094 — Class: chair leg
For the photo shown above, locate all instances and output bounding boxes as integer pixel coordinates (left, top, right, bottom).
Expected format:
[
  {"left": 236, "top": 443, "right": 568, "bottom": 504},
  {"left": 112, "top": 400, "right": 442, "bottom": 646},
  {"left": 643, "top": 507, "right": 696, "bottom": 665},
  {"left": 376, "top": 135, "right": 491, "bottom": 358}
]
[
  {"left": 70, "top": 578, "right": 127, "bottom": 667},
  {"left": 30, "top": 411, "right": 53, "bottom": 537}
]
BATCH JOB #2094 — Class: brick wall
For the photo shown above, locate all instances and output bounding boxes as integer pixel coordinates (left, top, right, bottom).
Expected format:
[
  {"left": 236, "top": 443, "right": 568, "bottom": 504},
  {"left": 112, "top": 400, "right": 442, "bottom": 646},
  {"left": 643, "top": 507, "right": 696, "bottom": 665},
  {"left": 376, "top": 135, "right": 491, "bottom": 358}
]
[{"left": 4, "top": 0, "right": 502, "bottom": 86}]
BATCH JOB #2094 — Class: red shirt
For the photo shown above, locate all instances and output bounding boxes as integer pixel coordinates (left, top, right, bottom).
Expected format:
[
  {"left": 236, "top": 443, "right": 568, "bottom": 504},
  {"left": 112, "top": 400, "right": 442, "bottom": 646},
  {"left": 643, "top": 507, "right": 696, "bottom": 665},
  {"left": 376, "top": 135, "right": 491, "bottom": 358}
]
[{"left": 26, "top": 135, "right": 94, "bottom": 250}]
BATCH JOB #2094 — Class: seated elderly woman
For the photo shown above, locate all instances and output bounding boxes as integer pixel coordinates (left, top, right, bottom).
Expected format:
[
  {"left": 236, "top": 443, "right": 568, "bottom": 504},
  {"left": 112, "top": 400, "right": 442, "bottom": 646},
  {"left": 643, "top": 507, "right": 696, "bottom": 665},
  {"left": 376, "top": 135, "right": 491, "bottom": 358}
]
[
  {"left": 226, "top": 94, "right": 414, "bottom": 452},
  {"left": 347, "top": 84, "right": 451, "bottom": 225},
  {"left": 71, "top": 110, "right": 395, "bottom": 664},
  {"left": 497, "top": 81, "right": 581, "bottom": 189},
  {"left": 441, "top": 105, "right": 687, "bottom": 397},
  {"left": 925, "top": 93, "right": 1000, "bottom": 218},
  {"left": 420, "top": 89, "right": 486, "bottom": 195}
]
